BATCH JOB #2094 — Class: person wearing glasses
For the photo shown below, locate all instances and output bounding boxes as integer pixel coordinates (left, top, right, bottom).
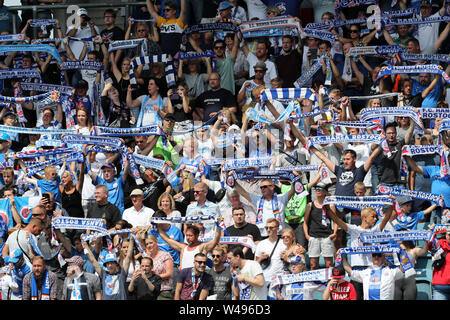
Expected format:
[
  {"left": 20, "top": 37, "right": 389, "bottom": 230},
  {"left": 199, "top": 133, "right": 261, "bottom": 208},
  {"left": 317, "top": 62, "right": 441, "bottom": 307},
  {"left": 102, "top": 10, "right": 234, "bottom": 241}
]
[
  {"left": 185, "top": 182, "right": 220, "bottom": 237},
  {"left": 237, "top": 62, "right": 267, "bottom": 109},
  {"left": 174, "top": 252, "right": 213, "bottom": 300},
  {"left": 255, "top": 218, "right": 286, "bottom": 298},
  {"left": 206, "top": 245, "right": 233, "bottom": 300},
  {"left": 241, "top": 38, "right": 278, "bottom": 87},
  {"left": 100, "top": 9, "right": 125, "bottom": 57},
  {"left": 146, "top": 0, "right": 187, "bottom": 57}
]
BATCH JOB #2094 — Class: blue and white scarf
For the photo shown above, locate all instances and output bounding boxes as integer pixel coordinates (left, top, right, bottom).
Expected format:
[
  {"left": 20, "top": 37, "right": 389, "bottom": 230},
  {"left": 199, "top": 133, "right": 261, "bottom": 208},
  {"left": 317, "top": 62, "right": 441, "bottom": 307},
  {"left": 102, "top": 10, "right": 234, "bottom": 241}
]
[
  {"left": 0, "top": 125, "right": 74, "bottom": 136},
  {"left": 129, "top": 54, "right": 175, "bottom": 88},
  {"left": 0, "top": 68, "right": 42, "bottom": 80},
  {"left": 177, "top": 50, "right": 215, "bottom": 60},
  {"left": 18, "top": 82, "right": 73, "bottom": 95},
  {"left": 376, "top": 184, "right": 445, "bottom": 208},
  {"left": 294, "top": 53, "right": 330, "bottom": 88},
  {"left": 239, "top": 17, "right": 301, "bottom": 38},
  {"left": 302, "top": 28, "right": 338, "bottom": 41},
  {"left": 377, "top": 65, "right": 450, "bottom": 85},
  {"left": 222, "top": 156, "right": 273, "bottom": 171},
  {"left": 0, "top": 34, "right": 26, "bottom": 42},
  {"left": 91, "top": 124, "right": 163, "bottom": 137},
  {"left": 29, "top": 19, "right": 55, "bottom": 35},
  {"left": 60, "top": 60, "right": 104, "bottom": 71},
  {"left": 360, "top": 106, "right": 424, "bottom": 131},
  {"left": 359, "top": 230, "right": 433, "bottom": 244},
  {"left": 52, "top": 217, "right": 107, "bottom": 233},
  {"left": 399, "top": 144, "right": 447, "bottom": 178},
  {"left": 418, "top": 108, "right": 450, "bottom": 119},
  {"left": 270, "top": 268, "right": 332, "bottom": 289},
  {"left": 107, "top": 39, "right": 145, "bottom": 52},
  {"left": 31, "top": 269, "right": 50, "bottom": 300},
  {"left": 0, "top": 44, "right": 62, "bottom": 64}
]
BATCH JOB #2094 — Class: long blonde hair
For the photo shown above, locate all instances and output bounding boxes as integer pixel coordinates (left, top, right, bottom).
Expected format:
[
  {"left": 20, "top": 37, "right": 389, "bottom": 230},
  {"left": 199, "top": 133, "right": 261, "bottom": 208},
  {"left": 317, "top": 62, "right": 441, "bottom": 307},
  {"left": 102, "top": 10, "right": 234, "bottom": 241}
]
[{"left": 181, "top": 170, "right": 195, "bottom": 192}]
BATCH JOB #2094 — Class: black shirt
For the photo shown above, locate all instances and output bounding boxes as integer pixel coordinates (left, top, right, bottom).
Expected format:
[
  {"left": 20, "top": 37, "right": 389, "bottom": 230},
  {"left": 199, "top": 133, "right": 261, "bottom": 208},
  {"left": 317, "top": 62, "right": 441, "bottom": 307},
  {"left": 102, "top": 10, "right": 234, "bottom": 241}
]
[
  {"left": 194, "top": 88, "right": 236, "bottom": 122},
  {"left": 225, "top": 223, "right": 262, "bottom": 260},
  {"left": 379, "top": 138, "right": 406, "bottom": 185},
  {"left": 129, "top": 273, "right": 162, "bottom": 300},
  {"left": 334, "top": 165, "right": 367, "bottom": 196},
  {"left": 87, "top": 202, "right": 121, "bottom": 229},
  {"left": 101, "top": 26, "right": 125, "bottom": 47}
]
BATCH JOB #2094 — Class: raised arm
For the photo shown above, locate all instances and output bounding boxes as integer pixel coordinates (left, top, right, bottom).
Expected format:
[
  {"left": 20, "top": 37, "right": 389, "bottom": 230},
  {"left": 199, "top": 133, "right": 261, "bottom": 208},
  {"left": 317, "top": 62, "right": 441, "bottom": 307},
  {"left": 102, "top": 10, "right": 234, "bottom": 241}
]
[
  {"left": 325, "top": 203, "right": 348, "bottom": 232},
  {"left": 364, "top": 145, "right": 382, "bottom": 172},
  {"left": 156, "top": 224, "right": 186, "bottom": 253},
  {"left": 82, "top": 238, "right": 102, "bottom": 275},
  {"left": 202, "top": 217, "right": 223, "bottom": 253},
  {"left": 122, "top": 235, "right": 135, "bottom": 273},
  {"left": 146, "top": 0, "right": 160, "bottom": 21},
  {"left": 379, "top": 204, "right": 393, "bottom": 231},
  {"left": 310, "top": 146, "right": 336, "bottom": 173},
  {"left": 404, "top": 156, "right": 424, "bottom": 175}
]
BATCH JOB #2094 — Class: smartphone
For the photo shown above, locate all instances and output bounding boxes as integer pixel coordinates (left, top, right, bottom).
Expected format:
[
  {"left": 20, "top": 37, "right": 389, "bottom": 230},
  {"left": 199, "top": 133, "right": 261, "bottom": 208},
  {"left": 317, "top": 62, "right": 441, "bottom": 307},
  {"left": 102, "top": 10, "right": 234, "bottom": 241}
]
[
  {"left": 130, "top": 84, "right": 139, "bottom": 90},
  {"left": 170, "top": 93, "right": 180, "bottom": 100},
  {"left": 42, "top": 193, "right": 50, "bottom": 202}
]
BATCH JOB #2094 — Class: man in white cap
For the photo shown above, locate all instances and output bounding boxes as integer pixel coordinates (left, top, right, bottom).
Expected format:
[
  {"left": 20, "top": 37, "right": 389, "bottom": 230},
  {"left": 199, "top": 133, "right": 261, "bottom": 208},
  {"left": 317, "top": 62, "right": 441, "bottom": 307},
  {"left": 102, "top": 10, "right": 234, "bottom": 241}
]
[
  {"left": 122, "top": 188, "right": 154, "bottom": 227},
  {"left": 62, "top": 255, "right": 101, "bottom": 300},
  {"left": 66, "top": 8, "right": 100, "bottom": 60}
]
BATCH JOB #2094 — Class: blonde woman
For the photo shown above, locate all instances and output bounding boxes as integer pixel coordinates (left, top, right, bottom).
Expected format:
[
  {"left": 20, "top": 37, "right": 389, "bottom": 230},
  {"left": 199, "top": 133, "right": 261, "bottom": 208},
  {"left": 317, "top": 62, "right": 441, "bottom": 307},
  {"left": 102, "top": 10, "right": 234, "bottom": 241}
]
[
  {"left": 279, "top": 227, "right": 306, "bottom": 268},
  {"left": 157, "top": 192, "right": 182, "bottom": 230}
]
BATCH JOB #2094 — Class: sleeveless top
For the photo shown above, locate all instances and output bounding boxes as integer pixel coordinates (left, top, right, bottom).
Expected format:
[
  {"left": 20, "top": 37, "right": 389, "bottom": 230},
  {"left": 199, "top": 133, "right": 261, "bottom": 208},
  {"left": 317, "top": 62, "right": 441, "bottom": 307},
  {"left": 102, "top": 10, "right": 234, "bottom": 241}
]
[
  {"left": 307, "top": 201, "right": 333, "bottom": 238},
  {"left": 181, "top": 245, "right": 200, "bottom": 270},
  {"left": 61, "top": 188, "right": 84, "bottom": 218}
]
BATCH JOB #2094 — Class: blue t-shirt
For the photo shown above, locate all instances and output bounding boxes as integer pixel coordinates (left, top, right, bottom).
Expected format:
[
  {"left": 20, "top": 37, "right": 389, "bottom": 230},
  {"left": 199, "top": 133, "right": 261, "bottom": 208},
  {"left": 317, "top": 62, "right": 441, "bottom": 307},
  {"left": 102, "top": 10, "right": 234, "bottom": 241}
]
[
  {"left": 93, "top": 175, "right": 125, "bottom": 213},
  {"left": 37, "top": 177, "right": 62, "bottom": 204},
  {"left": 150, "top": 225, "right": 184, "bottom": 267},
  {"left": 412, "top": 78, "right": 443, "bottom": 109},
  {"left": 422, "top": 166, "right": 450, "bottom": 209},
  {"left": 12, "top": 264, "right": 31, "bottom": 296},
  {"left": 394, "top": 211, "right": 425, "bottom": 231}
]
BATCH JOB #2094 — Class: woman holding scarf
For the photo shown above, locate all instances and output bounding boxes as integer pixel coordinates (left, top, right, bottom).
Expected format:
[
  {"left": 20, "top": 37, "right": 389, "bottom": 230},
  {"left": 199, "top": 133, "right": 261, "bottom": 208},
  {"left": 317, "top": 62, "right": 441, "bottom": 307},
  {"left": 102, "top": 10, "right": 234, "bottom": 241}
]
[
  {"left": 60, "top": 155, "right": 85, "bottom": 219},
  {"left": 101, "top": 82, "right": 134, "bottom": 128},
  {"left": 109, "top": 54, "right": 132, "bottom": 103}
]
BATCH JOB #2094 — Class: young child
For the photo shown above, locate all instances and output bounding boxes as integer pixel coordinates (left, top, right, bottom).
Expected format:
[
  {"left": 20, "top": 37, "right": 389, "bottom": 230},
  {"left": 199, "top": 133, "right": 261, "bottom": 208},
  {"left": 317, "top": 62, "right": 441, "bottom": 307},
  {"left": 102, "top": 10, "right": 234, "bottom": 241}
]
[
  {"left": 0, "top": 168, "right": 17, "bottom": 196},
  {"left": 25, "top": 165, "right": 65, "bottom": 205},
  {"left": 393, "top": 196, "right": 437, "bottom": 231},
  {"left": 349, "top": 182, "right": 366, "bottom": 226}
]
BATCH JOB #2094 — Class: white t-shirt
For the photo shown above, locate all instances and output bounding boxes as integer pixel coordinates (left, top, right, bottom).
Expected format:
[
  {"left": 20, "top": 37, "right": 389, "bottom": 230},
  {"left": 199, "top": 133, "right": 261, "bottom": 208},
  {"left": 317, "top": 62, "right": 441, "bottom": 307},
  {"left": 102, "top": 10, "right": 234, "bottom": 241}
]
[
  {"left": 350, "top": 266, "right": 404, "bottom": 300},
  {"left": 5, "top": 230, "right": 36, "bottom": 268},
  {"left": 416, "top": 11, "right": 441, "bottom": 54},
  {"left": 249, "top": 192, "right": 290, "bottom": 237},
  {"left": 137, "top": 95, "right": 168, "bottom": 126},
  {"left": 255, "top": 238, "right": 287, "bottom": 283},
  {"left": 246, "top": 52, "right": 278, "bottom": 87},
  {"left": 66, "top": 25, "right": 100, "bottom": 60},
  {"left": 346, "top": 223, "right": 382, "bottom": 267},
  {"left": 122, "top": 206, "right": 154, "bottom": 227},
  {"left": 238, "top": 259, "right": 267, "bottom": 300}
]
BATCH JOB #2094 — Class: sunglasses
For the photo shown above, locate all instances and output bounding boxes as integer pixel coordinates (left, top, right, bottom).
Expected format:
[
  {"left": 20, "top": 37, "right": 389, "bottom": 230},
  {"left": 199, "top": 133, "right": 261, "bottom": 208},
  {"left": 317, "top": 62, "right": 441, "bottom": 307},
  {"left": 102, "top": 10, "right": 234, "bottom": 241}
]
[
  {"left": 214, "top": 46, "right": 225, "bottom": 49},
  {"left": 350, "top": 30, "right": 359, "bottom": 33},
  {"left": 164, "top": 8, "right": 173, "bottom": 11},
  {"left": 260, "top": 185, "right": 272, "bottom": 189},
  {"left": 195, "top": 260, "right": 207, "bottom": 265},
  {"left": 193, "top": 190, "right": 203, "bottom": 194},
  {"left": 254, "top": 69, "right": 265, "bottom": 73},
  {"left": 265, "top": 226, "right": 277, "bottom": 230},
  {"left": 281, "top": 236, "right": 291, "bottom": 239},
  {"left": 212, "top": 254, "right": 222, "bottom": 258},
  {"left": 137, "top": 29, "right": 146, "bottom": 32},
  {"left": 372, "top": 253, "right": 383, "bottom": 258}
]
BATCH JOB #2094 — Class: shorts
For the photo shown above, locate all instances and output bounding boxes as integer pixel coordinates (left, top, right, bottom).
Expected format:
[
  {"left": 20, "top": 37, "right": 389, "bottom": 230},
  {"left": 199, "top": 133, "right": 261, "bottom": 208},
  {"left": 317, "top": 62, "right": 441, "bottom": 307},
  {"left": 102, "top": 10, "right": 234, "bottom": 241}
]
[{"left": 308, "top": 236, "right": 335, "bottom": 258}]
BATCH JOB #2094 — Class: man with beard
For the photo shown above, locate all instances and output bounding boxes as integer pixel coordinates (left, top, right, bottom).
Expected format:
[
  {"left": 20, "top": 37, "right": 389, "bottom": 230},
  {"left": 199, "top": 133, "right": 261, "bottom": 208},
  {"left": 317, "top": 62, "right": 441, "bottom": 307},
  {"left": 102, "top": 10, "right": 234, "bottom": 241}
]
[
  {"left": 275, "top": 35, "right": 302, "bottom": 88},
  {"left": 22, "top": 256, "right": 58, "bottom": 300},
  {"left": 63, "top": 255, "right": 101, "bottom": 300}
]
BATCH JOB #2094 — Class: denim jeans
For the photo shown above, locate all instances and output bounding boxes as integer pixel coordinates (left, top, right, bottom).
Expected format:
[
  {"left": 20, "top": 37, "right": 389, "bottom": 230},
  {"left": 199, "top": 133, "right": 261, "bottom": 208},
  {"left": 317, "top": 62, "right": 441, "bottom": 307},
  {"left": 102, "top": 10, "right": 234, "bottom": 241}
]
[{"left": 432, "top": 285, "right": 450, "bottom": 300}]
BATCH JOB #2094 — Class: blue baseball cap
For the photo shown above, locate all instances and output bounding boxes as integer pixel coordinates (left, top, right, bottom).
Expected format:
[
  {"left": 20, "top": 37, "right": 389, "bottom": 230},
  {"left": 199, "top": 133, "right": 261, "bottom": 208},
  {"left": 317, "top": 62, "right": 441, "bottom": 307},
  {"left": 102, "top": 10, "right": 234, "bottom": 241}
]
[
  {"left": 6, "top": 249, "right": 23, "bottom": 264},
  {"left": 0, "top": 132, "right": 11, "bottom": 142},
  {"left": 289, "top": 255, "right": 305, "bottom": 265},
  {"left": 219, "top": 1, "right": 232, "bottom": 10}
]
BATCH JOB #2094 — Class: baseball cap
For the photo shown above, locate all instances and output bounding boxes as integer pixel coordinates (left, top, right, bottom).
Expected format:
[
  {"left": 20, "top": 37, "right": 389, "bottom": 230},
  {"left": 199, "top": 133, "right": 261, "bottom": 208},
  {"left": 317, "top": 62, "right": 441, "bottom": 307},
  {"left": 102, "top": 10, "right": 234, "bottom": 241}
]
[
  {"left": 218, "top": 1, "right": 232, "bottom": 11},
  {"left": 103, "top": 253, "right": 119, "bottom": 265},
  {"left": 2, "top": 111, "right": 17, "bottom": 120},
  {"left": 101, "top": 163, "right": 115, "bottom": 170},
  {"left": 130, "top": 188, "right": 144, "bottom": 197},
  {"left": 314, "top": 182, "right": 329, "bottom": 191},
  {"left": 6, "top": 249, "right": 23, "bottom": 264},
  {"left": 66, "top": 255, "right": 85, "bottom": 269},
  {"left": 331, "top": 266, "right": 345, "bottom": 279},
  {"left": 0, "top": 132, "right": 11, "bottom": 142},
  {"left": 77, "top": 8, "right": 89, "bottom": 16},
  {"left": 253, "top": 62, "right": 267, "bottom": 70},
  {"left": 76, "top": 79, "right": 89, "bottom": 89},
  {"left": 289, "top": 255, "right": 305, "bottom": 265},
  {"left": 164, "top": 113, "right": 176, "bottom": 122},
  {"left": 397, "top": 196, "right": 413, "bottom": 206}
]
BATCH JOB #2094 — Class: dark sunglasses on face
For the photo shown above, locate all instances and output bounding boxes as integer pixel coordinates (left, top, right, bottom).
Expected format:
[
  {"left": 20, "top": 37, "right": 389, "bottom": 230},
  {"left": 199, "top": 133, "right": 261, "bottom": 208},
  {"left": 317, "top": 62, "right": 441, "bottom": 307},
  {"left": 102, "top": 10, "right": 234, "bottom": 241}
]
[
  {"left": 195, "top": 260, "right": 207, "bottom": 265},
  {"left": 212, "top": 255, "right": 222, "bottom": 258}
]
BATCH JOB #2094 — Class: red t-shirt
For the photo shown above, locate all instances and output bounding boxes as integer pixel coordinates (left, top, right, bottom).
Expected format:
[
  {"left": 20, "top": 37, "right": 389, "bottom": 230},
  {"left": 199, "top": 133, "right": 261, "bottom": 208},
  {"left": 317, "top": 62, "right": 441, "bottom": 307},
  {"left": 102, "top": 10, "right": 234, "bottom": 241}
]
[
  {"left": 329, "top": 281, "right": 357, "bottom": 300},
  {"left": 429, "top": 239, "right": 450, "bottom": 285}
]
